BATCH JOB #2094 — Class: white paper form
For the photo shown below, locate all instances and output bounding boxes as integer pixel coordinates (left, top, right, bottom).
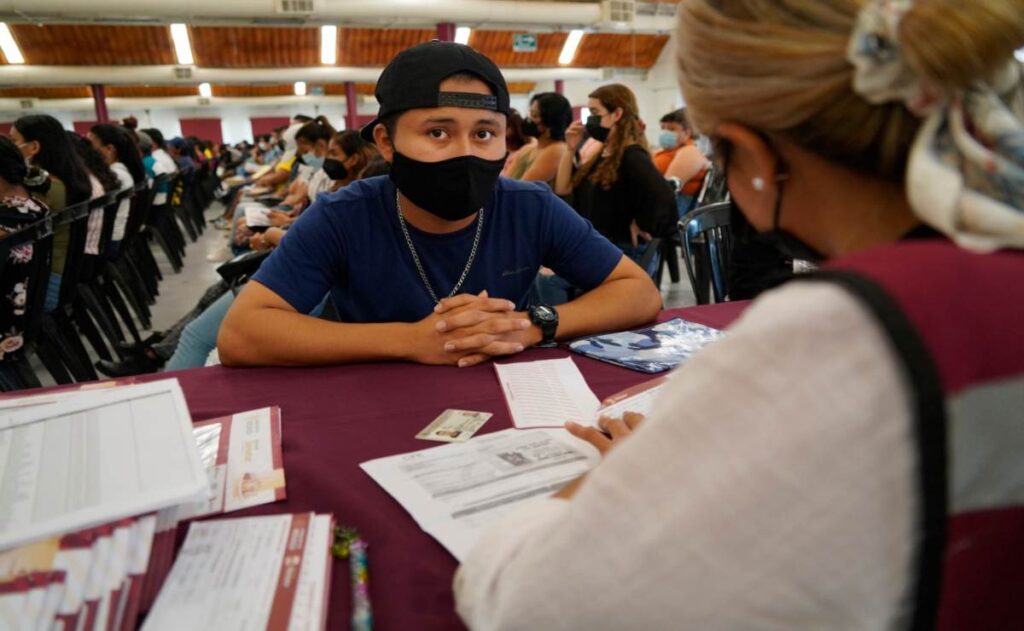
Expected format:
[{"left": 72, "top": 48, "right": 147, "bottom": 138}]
[
  {"left": 0, "top": 379, "right": 209, "bottom": 549},
  {"left": 494, "top": 358, "right": 600, "bottom": 428},
  {"left": 361, "top": 428, "right": 598, "bottom": 560},
  {"left": 143, "top": 513, "right": 329, "bottom": 631}
]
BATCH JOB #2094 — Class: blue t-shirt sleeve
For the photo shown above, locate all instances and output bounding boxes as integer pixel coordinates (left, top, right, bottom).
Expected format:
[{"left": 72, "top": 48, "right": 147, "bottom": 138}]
[
  {"left": 251, "top": 197, "right": 346, "bottom": 314},
  {"left": 539, "top": 192, "right": 623, "bottom": 291}
]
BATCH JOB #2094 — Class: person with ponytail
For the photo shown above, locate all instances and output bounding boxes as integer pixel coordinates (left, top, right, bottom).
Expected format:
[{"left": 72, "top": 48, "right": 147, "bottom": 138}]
[
  {"left": 551, "top": 84, "right": 676, "bottom": 296},
  {"left": 89, "top": 124, "right": 146, "bottom": 257},
  {"left": 11, "top": 115, "right": 94, "bottom": 311},
  {"left": 0, "top": 136, "right": 49, "bottom": 389},
  {"left": 457, "top": 1, "right": 1024, "bottom": 629}
]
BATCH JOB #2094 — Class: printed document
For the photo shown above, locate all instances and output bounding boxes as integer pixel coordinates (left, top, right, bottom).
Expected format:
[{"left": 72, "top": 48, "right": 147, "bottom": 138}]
[
  {"left": 0, "top": 380, "right": 208, "bottom": 548},
  {"left": 361, "top": 428, "right": 598, "bottom": 560}
]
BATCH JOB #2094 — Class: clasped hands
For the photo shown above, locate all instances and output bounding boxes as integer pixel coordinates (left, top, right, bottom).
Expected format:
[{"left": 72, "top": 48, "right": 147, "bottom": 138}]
[{"left": 411, "top": 290, "right": 539, "bottom": 368}]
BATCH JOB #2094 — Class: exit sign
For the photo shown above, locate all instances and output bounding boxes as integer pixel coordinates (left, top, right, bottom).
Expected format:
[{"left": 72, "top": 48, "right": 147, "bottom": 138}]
[{"left": 513, "top": 33, "right": 537, "bottom": 53}]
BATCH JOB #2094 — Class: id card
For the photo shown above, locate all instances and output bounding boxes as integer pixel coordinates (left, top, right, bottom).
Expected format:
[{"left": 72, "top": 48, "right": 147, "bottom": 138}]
[{"left": 415, "top": 410, "right": 492, "bottom": 443}]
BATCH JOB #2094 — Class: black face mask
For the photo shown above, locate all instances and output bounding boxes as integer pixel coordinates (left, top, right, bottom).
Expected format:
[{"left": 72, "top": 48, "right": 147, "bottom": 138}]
[
  {"left": 389, "top": 151, "right": 506, "bottom": 221},
  {"left": 322, "top": 157, "right": 349, "bottom": 181},
  {"left": 585, "top": 115, "right": 610, "bottom": 142},
  {"left": 729, "top": 179, "right": 824, "bottom": 263},
  {"left": 521, "top": 119, "right": 541, "bottom": 138}
]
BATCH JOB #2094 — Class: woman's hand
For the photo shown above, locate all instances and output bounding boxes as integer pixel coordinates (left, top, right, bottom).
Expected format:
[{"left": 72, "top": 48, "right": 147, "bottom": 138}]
[
  {"left": 565, "top": 411, "right": 646, "bottom": 455},
  {"left": 565, "top": 120, "right": 586, "bottom": 152}
]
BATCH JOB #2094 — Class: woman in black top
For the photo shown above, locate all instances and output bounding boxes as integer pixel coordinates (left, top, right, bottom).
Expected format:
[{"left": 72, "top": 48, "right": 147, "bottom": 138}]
[{"left": 555, "top": 83, "right": 676, "bottom": 265}]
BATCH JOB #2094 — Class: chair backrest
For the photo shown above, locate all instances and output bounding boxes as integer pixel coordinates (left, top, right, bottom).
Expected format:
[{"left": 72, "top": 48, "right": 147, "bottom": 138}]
[
  {"left": 680, "top": 201, "right": 733, "bottom": 304},
  {"left": 53, "top": 200, "right": 92, "bottom": 308},
  {"left": 695, "top": 164, "right": 729, "bottom": 207},
  {"left": 96, "top": 191, "right": 121, "bottom": 254}
]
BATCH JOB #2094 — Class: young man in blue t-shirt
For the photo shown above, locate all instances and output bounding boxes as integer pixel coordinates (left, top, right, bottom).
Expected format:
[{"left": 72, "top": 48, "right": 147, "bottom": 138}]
[{"left": 218, "top": 42, "right": 662, "bottom": 368}]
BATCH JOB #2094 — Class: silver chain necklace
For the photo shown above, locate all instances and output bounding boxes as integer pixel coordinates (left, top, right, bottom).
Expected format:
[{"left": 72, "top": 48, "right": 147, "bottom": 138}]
[{"left": 395, "top": 191, "right": 484, "bottom": 304}]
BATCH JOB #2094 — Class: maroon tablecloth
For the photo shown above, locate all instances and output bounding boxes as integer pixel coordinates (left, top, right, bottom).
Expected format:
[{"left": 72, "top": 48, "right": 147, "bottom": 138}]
[{"left": 155, "top": 301, "right": 746, "bottom": 630}]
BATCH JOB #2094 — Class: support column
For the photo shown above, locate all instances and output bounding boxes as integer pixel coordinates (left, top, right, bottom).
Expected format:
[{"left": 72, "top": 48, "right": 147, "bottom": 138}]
[
  {"left": 90, "top": 84, "right": 108, "bottom": 123},
  {"left": 554, "top": 79, "right": 565, "bottom": 95},
  {"left": 345, "top": 81, "right": 358, "bottom": 132},
  {"left": 436, "top": 22, "right": 455, "bottom": 42}
]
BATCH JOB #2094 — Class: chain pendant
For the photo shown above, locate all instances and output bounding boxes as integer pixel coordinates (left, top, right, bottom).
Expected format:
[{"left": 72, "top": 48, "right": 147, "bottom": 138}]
[{"left": 396, "top": 192, "right": 484, "bottom": 304}]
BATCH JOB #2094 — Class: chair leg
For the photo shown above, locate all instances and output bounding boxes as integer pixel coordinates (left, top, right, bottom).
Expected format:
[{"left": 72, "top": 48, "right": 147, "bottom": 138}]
[
  {"left": 663, "top": 240, "right": 681, "bottom": 284},
  {"left": 43, "top": 315, "right": 97, "bottom": 382},
  {"left": 107, "top": 262, "right": 151, "bottom": 329},
  {"left": 78, "top": 286, "right": 125, "bottom": 350},
  {"left": 34, "top": 339, "right": 74, "bottom": 385},
  {"left": 101, "top": 277, "right": 143, "bottom": 345},
  {"left": 150, "top": 224, "right": 183, "bottom": 273}
]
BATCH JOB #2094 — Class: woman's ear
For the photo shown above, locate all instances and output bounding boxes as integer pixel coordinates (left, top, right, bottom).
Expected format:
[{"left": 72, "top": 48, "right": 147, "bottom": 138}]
[
  {"left": 715, "top": 122, "right": 782, "bottom": 231},
  {"left": 611, "top": 107, "right": 624, "bottom": 125}
]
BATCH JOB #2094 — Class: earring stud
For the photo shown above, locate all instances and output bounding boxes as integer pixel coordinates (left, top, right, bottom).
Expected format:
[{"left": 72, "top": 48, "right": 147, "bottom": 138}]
[{"left": 752, "top": 177, "right": 766, "bottom": 191}]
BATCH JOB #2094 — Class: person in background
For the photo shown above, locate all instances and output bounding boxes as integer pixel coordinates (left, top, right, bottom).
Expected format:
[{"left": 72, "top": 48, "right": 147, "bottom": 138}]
[
  {"left": 89, "top": 124, "right": 147, "bottom": 257},
  {"left": 547, "top": 83, "right": 676, "bottom": 302},
  {"left": 69, "top": 131, "right": 118, "bottom": 257},
  {"left": 507, "top": 93, "right": 572, "bottom": 185},
  {"left": 252, "top": 130, "right": 381, "bottom": 252},
  {"left": 11, "top": 115, "right": 93, "bottom": 312},
  {"left": 167, "top": 137, "right": 196, "bottom": 172},
  {"left": 654, "top": 108, "right": 711, "bottom": 213},
  {"left": 140, "top": 128, "right": 178, "bottom": 205},
  {"left": 500, "top": 109, "right": 535, "bottom": 178},
  {"left": 0, "top": 136, "right": 50, "bottom": 391},
  {"left": 455, "top": 1, "right": 1024, "bottom": 629}
]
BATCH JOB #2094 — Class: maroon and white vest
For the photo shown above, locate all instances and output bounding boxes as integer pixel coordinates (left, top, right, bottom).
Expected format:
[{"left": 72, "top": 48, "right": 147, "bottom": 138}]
[{"left": 806, "top": 239, "right": 1024, "bottom": 631}]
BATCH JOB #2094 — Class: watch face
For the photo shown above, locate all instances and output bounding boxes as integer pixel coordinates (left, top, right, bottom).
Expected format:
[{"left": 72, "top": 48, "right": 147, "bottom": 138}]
[{"left": 533, "top": 306, "right": 556, "bottom": 323}]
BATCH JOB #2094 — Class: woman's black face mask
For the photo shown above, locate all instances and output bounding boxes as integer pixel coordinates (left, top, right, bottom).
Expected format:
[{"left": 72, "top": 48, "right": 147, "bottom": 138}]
[{"left": 714, "top": 136, "right": 824, "bottom": 263}]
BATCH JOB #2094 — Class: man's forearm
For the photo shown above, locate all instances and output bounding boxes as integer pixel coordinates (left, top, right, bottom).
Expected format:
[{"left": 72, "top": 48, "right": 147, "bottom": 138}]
[
  {"left": 218, "top": 307, "right": 413, "bottom": 366},
  {"left": 554, "top": 277, "right": 662, "bottom": 341}
]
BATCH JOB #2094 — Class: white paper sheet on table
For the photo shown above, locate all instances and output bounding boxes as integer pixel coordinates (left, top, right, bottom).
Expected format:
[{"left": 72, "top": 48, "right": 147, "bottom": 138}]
[
  {"left": 361, "top": 428, "right": 598, "bottom": 561},
  {"left": 0, "top": 379, "right": 209, "bottom": 549},
  {"left": 494, "top": 358, "right": 600, "bottom": 428},
  {"left": 142, "top": 513, "right": 334, "bottom": 631},
  {"left": 595, "top": 376, "right": 669, "bottom": 424}
]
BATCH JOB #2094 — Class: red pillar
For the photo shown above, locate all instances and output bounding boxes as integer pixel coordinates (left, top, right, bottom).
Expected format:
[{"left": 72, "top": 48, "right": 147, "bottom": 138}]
[
  {"left": 436, "top": 22, "right": 455, "bottom": 42},
  {"left": 345, "top": 81, "right": 358, "bottom": 132},
  {"left": 554, "top": 79, "right": 565, "bottom": 95},
  {"left": 91, "top": 84, "right": 109, "bottom": 123}
]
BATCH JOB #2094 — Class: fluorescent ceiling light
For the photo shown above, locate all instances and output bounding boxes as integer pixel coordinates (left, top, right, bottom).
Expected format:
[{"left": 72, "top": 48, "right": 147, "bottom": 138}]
[
  {"left": 454, "top": 27, "right": 471, "bottom": 46},
  {"left": 0, "top": 23, "right": 24, "bottom": 64},
  {"left": 294, "top": 81, "right": 307, "bottom": 96},
  {"left": 321, "top": 25, "right": 337, "bottom": 65},
  {"left": 170, "top": 23, "right": 194, "bottom": 65},
  {"left": 559, "top": 29, "right": 584, "bottom": 65},
  {"left": 198, "top": 82, "right": 212, "bottom": 98}
]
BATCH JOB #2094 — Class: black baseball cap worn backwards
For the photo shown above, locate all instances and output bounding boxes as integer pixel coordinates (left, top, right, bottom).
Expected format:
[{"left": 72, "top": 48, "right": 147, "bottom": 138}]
[{"left": 360, "top": 41, "right": 512, "bottom": 142}]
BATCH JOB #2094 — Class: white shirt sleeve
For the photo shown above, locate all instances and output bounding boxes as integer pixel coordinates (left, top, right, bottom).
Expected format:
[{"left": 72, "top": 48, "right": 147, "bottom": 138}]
[{"left": 454, "top": 282, "right": 919, "bottom": 631}]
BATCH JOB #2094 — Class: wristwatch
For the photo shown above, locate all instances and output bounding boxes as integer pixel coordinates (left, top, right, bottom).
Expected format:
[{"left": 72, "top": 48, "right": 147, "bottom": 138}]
[{"left": 528, "top": 305, "right": 559, "bottom": 347}]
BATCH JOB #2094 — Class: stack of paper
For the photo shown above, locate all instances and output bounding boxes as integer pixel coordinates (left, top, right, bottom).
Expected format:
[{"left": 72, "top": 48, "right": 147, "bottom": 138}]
[
  {"left": 0, "top": 381, "right": 289, "bottom": 629},
  {"left": 142, "top": 513, "right": 334, "bottom": 631},
  {"left": 362, "top": 428, "right": 598, "bottom": 560}
]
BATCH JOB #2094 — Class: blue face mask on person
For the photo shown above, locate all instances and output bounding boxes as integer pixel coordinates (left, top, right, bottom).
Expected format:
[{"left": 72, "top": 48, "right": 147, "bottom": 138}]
[
  {"left": 658, "top": 131, "right": 679, "bottom": 150},
  {"left": 302, "top": 153, "right": 325, "bottom": 170}
]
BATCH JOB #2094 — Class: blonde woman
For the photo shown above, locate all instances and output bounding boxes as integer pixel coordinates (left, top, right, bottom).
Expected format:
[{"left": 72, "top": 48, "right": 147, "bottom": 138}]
[{"left": 457, "top": 1, "right": 1024, "bottom": 629}]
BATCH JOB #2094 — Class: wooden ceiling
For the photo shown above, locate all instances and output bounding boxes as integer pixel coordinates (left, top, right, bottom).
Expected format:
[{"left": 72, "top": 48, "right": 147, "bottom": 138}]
[
  {"left": 0, "top": 82, "right": 539, "bottom": 99},
  {"left": 1, "top": 24, "right": 668, "bottom": 69}
]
